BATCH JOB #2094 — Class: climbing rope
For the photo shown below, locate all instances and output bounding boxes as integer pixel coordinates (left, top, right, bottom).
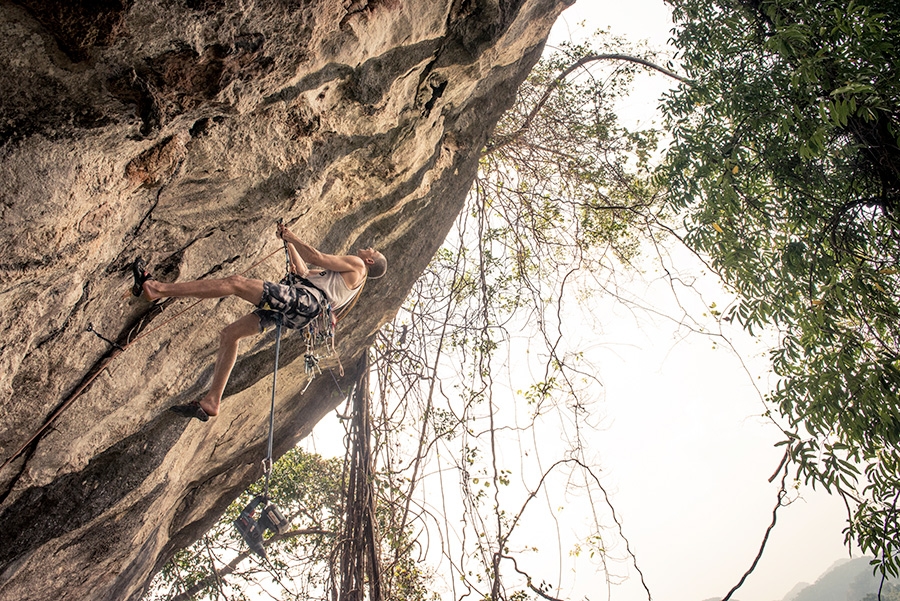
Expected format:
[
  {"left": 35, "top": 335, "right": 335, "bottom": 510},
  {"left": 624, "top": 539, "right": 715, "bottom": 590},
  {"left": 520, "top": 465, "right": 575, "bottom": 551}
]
[
  {"left": 262, "top": 314, "right": 283, "bottom": 500},
  {"left": 262, "top": 233, "right": 294, "bottom": 498}
]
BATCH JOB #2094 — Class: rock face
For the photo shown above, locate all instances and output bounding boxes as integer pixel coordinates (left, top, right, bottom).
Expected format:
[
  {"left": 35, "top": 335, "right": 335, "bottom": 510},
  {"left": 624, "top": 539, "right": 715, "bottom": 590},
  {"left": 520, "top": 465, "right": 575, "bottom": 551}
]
[{"left": 0, "top": 0, "right": 569, "bottom": 599}]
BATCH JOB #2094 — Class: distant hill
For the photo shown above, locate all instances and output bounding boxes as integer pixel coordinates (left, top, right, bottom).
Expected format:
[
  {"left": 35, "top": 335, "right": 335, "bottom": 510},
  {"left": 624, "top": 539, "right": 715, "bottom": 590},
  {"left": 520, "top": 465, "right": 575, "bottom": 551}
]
[
  {"left": 785, "top": 557, "right": 891, "bottom": 601},
  {"left": 699, "top": 557, "right": 894, "bottom": 601},
  {"left": 781, "top": 580, "right": 811, "bottom": 601}
]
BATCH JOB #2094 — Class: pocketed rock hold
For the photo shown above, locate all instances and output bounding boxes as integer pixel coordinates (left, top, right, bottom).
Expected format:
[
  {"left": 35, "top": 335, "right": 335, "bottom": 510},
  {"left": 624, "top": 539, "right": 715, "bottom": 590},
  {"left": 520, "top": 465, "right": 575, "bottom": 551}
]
[
  {"left": 125, "top": 136, "right": 187, "bottom": 187},
  {"left": 0, "top": 0, "right": 572, "bottom": 600}
]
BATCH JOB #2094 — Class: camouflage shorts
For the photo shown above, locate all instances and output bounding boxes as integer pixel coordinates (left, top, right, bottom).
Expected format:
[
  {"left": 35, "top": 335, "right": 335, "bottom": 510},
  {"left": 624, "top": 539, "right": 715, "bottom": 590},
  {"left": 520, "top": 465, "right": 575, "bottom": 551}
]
[{"left": 253, "top": 280, "right": 322, "bottom": 332}]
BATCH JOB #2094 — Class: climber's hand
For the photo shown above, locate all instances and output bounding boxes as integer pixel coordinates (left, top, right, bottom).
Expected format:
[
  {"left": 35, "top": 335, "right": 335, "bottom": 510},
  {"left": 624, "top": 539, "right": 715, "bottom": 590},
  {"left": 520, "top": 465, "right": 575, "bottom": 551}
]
[{"left": 277, "top": 222, "right": 301, "bottom": 245}]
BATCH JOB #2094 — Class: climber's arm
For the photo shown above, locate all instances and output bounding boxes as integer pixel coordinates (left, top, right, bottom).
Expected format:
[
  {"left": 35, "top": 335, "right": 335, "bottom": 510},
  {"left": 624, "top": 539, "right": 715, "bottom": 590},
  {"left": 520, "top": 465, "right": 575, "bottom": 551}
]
[
  {"left": 277, "top": 224, "right": 364, "bottom": 276},
  {"left": 285, "top": 239, "right": 309, "bottom": 277},
  {"left": 277, "top": 222, "right": 309, "bottom": 277}
]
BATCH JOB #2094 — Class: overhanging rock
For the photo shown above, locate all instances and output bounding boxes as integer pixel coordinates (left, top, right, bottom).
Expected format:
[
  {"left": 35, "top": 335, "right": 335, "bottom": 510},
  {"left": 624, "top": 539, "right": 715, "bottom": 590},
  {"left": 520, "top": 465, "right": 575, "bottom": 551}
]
[{"left": 0, "top": 0, "right": 571, "bottom": 599}]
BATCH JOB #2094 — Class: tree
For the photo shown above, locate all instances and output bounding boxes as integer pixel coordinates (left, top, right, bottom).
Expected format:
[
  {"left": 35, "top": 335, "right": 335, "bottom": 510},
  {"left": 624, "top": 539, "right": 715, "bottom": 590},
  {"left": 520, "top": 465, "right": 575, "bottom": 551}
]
[
  {"left": 139, "top": 356, "right": 449, "bottom": 601},
  {"left": 145, "top": 448, "right": 343, "bottom": 600},
  {"left": 154, "top": 21, "right": 864, "bottom": 598},
  {"left": 660, "top": 0, "right": 900, "bottom": 575},
  {"left": 862, "top": 582, "right": 900, "bottom": 601}
]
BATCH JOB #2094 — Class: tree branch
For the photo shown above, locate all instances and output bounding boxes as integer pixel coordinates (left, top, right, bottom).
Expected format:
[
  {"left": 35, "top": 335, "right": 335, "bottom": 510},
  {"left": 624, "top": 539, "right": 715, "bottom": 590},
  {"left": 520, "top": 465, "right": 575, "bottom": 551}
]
[
  {"left": 721, "top": 464, "right": 789, "bottom": 601},
  {"left": 498, "top": 553, "right": 565, "bottom": 601},
  {"left": 486, "top": 53, "right": 691, "bottom": 157},
  {"left": 170, "top": 528, "right": 333, "bottom": 601}
]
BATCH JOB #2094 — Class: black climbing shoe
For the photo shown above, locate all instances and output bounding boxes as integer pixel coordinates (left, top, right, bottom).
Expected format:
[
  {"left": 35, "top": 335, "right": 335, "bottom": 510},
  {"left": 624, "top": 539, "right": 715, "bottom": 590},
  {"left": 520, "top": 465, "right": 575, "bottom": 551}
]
[
  {"left": 170, "top": 401, "right": 210, "bottom": 422},
  {"left": 131, "top": 258, "right": 153, "bottom": 298}
]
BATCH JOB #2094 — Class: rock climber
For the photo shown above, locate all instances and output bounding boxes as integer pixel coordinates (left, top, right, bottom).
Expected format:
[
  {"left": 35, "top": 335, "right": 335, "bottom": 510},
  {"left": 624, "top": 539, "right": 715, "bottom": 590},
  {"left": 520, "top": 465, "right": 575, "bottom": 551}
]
[{"left": 131, "top": 222, "right": 387, "bottom": 422}]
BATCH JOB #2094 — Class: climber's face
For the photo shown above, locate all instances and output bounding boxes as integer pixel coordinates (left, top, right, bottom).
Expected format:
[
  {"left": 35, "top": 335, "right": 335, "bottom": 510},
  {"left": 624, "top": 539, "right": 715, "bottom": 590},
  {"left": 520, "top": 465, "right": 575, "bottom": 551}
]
[
  {"left": 357, "top": 247, "right": 378, "bottom": 264},
  {"left": 357, "top": 247, "right": 386, "bottom": 279}
]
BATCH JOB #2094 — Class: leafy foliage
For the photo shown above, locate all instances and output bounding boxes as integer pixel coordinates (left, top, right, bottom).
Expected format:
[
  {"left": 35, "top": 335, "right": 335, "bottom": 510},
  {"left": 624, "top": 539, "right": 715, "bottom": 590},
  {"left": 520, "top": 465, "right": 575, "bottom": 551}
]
[
  {"left": 145, "top": 446, "right": 434, "bottom": 601},
  {"left": 486, "top": 35, "right": 663, "bottom": 274},
  {"left": 660, "top": 0, "right": 900, "bottom": 575},
  {"left": 146, "top": 449, "right": 341, "bottom": 600}
]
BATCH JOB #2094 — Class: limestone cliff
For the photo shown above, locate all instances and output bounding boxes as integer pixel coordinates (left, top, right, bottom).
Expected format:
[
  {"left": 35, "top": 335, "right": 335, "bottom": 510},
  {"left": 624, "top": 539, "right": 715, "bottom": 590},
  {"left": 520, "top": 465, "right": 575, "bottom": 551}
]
[{"left": 0, "top": 0, "right": 570, "bottom": 599}]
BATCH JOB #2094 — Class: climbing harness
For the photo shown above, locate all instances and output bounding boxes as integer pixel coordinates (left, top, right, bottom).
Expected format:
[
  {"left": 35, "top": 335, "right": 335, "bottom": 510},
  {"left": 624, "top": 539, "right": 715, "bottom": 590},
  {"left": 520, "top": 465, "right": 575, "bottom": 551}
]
[
  {"left": 289, "top": 268, "right": 366, "bottom": 388},
  {"left": 300, "top": 273, "right": 366, "bottom": 386},
  {"left": 272, "top": 217, "right": 347, "bottom": 388}
]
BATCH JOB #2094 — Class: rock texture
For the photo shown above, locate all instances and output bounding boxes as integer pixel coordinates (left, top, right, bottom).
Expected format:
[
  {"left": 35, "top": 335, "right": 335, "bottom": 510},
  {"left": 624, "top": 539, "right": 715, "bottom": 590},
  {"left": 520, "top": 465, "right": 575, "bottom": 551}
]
[{"left": 0, "top": 0, "right": 570, "bottom": 599}]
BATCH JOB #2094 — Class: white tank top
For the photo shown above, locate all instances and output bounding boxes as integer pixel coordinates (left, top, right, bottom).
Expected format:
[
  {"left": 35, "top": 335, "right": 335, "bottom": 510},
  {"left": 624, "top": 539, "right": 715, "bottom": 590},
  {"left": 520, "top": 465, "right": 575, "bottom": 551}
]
[{"left": 305, "top": 270, "right": 359, "bottom": 309}]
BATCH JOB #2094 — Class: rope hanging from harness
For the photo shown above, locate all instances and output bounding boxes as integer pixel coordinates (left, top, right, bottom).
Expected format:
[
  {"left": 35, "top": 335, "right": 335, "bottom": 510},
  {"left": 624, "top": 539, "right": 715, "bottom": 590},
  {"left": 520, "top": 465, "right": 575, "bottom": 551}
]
[
  {"left": 262, "top": 232, "right": 292, "bottom": 495},
  {"left": 247, "top": 228, "right": 344, "bottom": 485},
  {"left": 262, "top": 312, "right": 282, "bottom": 499}
]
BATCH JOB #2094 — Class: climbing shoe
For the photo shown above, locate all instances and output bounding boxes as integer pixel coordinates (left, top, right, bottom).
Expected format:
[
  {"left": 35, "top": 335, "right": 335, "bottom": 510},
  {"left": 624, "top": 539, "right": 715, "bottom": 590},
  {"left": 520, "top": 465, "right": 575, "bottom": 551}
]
[
  {"left": 170, "top": 401, "right": 210, "bottom": 422},
  {"left": 131, "top": 258, "right": 153, "bottom": 297}
]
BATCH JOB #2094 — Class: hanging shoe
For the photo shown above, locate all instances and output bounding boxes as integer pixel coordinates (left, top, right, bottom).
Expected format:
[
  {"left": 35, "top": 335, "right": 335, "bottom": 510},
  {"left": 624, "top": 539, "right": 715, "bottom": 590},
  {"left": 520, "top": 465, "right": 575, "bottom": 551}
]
[
  {"left": 131, "top": 258, "right": 154, "bottom": 297},
  {"left": 169, "top": 400, "right": 210, "bottom": 422}
]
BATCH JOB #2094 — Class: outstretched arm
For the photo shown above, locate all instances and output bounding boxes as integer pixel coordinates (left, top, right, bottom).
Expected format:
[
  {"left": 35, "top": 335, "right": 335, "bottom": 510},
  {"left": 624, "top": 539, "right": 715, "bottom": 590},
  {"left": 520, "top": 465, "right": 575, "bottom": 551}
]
[{"left": 277, "top": 224, "right": 365, "bottom": 276}]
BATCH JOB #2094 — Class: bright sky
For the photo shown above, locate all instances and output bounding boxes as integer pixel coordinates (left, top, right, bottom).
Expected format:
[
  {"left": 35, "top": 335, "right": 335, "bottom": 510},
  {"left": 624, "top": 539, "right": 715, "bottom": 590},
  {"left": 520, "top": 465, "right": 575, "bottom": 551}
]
[
  {"left": 543, "top": 2, "right": 853, "bottom": 601},
  {"left": 304, "top": 4, "right": 858, "bottom": 601}
]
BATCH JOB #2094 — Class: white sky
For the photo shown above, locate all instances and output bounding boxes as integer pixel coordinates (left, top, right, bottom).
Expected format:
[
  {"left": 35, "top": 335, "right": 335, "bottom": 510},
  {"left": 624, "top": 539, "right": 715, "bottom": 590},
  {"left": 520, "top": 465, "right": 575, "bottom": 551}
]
[
  {"left": 543, "top": 2, "right": 854, "bottom": 601},
  {"left": 304, "top": 4, "right": 857, "bottom": 601}
]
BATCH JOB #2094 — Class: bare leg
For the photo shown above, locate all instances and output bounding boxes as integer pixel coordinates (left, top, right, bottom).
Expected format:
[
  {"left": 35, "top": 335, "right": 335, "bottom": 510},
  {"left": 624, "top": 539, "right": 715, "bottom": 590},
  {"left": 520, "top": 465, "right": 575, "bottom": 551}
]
[
  {"left": 146, "top": 273, "right": 269, "bottom": 418},
  {"left": 144, "top": 274, "right": 264, "bottom": 306},
  {"left": 198, "top": 313, "right": 262, "bottom": 416}
]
